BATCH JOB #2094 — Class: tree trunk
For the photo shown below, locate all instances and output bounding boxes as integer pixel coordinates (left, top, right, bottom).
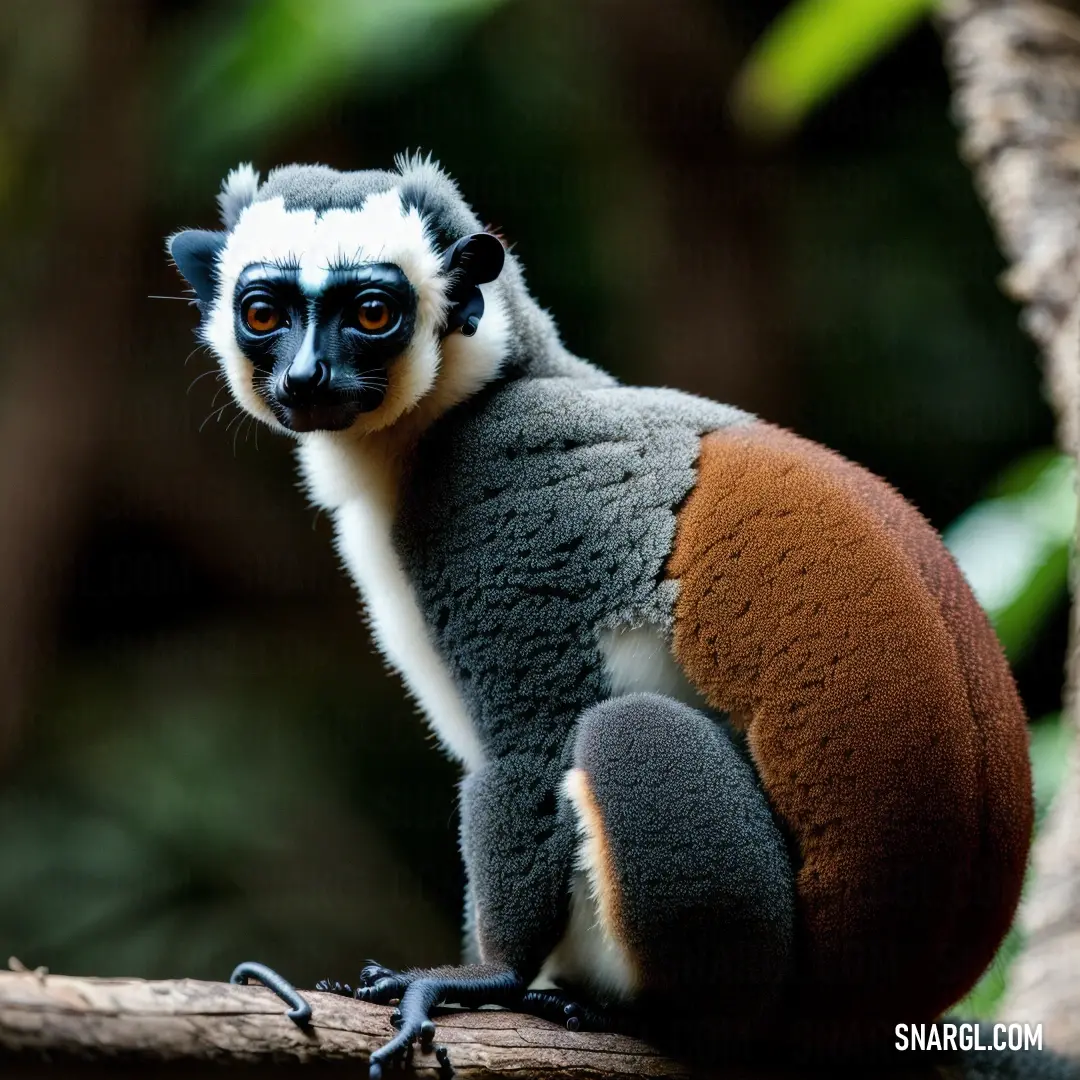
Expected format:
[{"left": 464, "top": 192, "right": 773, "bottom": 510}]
[
  {"left": 941, "top": 0, "right": 1080, "bottom": 1054},
  {"left": 0, "top": 0, "right": 144, "bottom": 769}
]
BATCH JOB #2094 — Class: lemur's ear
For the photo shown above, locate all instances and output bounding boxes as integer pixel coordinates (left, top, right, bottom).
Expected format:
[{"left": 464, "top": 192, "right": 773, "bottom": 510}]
[
  {"left": 441, "top": 232, "right": 505, "bottom": 338},
  {"left": 168, "top": 229, "right": 227, "bottom": 306}
]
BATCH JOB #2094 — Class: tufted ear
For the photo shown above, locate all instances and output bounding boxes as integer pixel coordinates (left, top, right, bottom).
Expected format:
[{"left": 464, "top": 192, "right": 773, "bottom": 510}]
[
  {"left": 167, "top": 229, "right": 227, "bottom": 306},
  {"left": 441, "top": 232, "right": 505, "bottom": 337}
]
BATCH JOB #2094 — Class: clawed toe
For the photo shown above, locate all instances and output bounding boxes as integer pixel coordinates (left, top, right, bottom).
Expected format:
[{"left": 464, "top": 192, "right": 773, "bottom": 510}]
[
  {"left": 435, "top": 1045, "right": 453, "bottom": 1079},
  {"left": 367, "top": 979, "right": 451, "bottom": 1079},
  {"left": 519, "top": 988, "right": 608, "bottom": 1032},
  {"left": 565, "top": 1003, "right": 581, "bottom": 1032},
  {"left": 367, "top": 1025, "right": 417, "bottom": 1079}
]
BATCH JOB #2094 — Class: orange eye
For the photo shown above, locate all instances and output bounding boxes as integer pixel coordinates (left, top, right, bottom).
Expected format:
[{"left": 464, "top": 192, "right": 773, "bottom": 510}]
[
  {"left": 357, "top": 298, "right": 392, "bottom": 332},
  {"left": 245, "top": 301, "right": 282, "bottom": 333}
]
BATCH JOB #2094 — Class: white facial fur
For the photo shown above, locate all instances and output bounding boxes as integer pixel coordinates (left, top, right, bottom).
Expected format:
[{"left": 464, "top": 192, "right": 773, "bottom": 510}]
[{"left": 201, "top": 186, "right": 509, "bottom": 447}]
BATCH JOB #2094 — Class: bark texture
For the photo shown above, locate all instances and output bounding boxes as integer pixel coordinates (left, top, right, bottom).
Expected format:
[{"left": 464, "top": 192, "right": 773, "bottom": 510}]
[
  {"left": 0, "top": 972, "right": 701, "bottom": 1078},
  {"left": 941, "top": 0, "right": 1080, "bottom": 1055}
]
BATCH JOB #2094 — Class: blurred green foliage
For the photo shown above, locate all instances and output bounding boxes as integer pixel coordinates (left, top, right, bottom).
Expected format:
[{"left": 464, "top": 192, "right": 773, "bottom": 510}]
[
  {"left": 1030, "top": 711, "right": 1075, "bottom": 828},
  {"left": 945, "top": 450, "right": 1077, "bottom": 1018},
  {"left": 946, "top": 451, "right": 1076, "bottom": 664},
  {"left": 0, "top": 626, "right": 460, "bottom": 981},
  {"left": 956, "top": 712, "right": 1075, "bottom": 1019},
  {"left": 163, "top": 0, "right": 509, "bottom": 180},
  {"left": 733, "top": 0, "right": 936, "bottom": 137}
]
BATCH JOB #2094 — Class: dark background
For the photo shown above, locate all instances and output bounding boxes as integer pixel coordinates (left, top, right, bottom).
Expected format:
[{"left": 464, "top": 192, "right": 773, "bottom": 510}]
[{"left": 0, "top": 0, "right": 1063, "bottom": 1011}]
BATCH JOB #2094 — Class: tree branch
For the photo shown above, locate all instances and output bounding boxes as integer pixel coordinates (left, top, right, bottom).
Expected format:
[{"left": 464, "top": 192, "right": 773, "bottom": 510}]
[
  {"left": 0, "top": 972, "right": 695, "bottom": 1078},
  {"left": 941, "top": 0, "right": 1080, "bottom": 1055}
]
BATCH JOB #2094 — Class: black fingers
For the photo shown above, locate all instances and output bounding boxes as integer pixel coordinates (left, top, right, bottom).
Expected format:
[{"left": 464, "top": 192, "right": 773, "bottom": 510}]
[
  {"left": 519, "top": 988, "right": 611, "bottom": 1032},
  {"left": 230, "top": 961, "right": 312, "bottom": 1027},
  {"left": 315, "top": 960, "right": 411, "bottom": 1004}
]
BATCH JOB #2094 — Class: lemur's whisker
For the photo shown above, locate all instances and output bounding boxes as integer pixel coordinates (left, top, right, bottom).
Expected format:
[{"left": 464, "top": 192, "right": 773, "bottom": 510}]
[
  {"left": 186, "top": 368, "right": 222, "bottom": 394},
  {"left": 198, "top": 403, "right": 232, "bottom": 433},
  {"left": 232, "top": 412, "right": 250, "bottom": 455},
  {"left": 182, "top": 344, "right": 212, "bottom": 368}
]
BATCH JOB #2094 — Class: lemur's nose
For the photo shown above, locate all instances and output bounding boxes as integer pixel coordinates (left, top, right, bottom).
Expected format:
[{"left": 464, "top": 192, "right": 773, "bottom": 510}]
[
  {"left": 281, "top": 325, "right": 330, "bottom": 401},
  {"left": 283, "top": 357, "right": 329, "bottom": 397}
]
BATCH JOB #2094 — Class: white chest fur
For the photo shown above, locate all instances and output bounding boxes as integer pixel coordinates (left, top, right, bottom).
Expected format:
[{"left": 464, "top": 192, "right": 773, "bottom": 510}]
[
  {"left": 333, "top": 496, "right": 486, "bottom": 771},
  {"left": 300, "top": 434, "right": 485, "bottom": 772},
  {"left": 597, "top": 622, "right": 707, "bottom": 707}
]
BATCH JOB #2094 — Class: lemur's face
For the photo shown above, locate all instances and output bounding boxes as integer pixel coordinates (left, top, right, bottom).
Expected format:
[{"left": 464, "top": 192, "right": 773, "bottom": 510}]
[
  {"left": 226, "top": 251, "right": 418, "bottom": 434},
  {"left": 169, "top": 165, "right": 506, "bottom": 438}
]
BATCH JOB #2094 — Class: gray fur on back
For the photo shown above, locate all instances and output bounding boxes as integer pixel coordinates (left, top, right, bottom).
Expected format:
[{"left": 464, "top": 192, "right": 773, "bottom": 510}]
[{"left": 394, "top": 374, "right": 750, "bottom": 761}]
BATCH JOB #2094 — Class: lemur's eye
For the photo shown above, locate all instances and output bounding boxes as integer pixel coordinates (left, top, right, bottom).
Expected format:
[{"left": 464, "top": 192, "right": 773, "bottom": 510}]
[
  {"left": 244, "top": 300, "right": 283, "bottom": 334},
  {"left": 356, "top": 297, "right": 393, "bottom": 333}
]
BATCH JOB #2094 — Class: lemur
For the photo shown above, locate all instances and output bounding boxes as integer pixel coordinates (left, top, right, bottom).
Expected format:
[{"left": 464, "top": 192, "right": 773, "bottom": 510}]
[{"left": 168, "top": 157, "right": 1034, "bottom": 1075}]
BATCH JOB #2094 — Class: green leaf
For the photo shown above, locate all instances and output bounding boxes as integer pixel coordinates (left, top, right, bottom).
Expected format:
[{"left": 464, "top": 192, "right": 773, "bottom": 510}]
[
  {"left": 945, "top": 451, "right": 1076, "bottom": 663},
  {"left": 732, "top": 0, "right": 937, "bottom": 138},
  {"left": 955, "top": 922, "right": 1022, "bottom": 1020},
  {"left": 1029, "top": 712, "right": 1074, "bottom": 826}
]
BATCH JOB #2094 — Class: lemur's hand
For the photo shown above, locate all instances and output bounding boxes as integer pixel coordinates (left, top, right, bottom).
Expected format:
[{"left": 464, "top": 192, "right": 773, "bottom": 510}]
[
  {"left": 315, "top": 960, "right": 410, "bottom": 1003},
  {"left": 315, "top": 963, "right": 522, "bottom": 1079}
]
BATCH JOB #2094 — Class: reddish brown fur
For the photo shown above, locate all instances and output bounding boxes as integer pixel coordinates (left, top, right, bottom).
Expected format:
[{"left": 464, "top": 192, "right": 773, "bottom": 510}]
[{"left": 668, "top": 422, "right": 1032, "bottom": 1051}]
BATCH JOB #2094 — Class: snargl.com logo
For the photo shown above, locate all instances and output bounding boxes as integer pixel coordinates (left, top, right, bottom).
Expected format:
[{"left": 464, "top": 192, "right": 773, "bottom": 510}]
[{"left": 896, "top": 1022, "right": 1043, "bottom": 1052}]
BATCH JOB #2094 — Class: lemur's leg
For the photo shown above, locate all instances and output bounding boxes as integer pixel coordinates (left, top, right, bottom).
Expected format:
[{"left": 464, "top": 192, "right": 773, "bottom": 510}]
[
  {"left": 561, "top": 692, "right": 796, "bottom": 1058},
  {"left": 315, "top": 755, "right": 579, "bottom": 1076}
]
